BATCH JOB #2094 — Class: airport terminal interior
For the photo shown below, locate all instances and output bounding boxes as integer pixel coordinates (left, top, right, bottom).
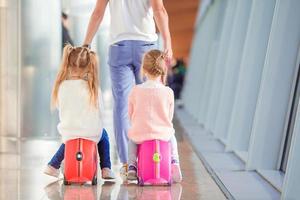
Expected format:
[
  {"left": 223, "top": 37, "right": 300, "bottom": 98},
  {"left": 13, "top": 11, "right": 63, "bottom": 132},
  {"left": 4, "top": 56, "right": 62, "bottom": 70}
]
[{"left": 1, "top": 0, "right": 300, "bottom": 199}]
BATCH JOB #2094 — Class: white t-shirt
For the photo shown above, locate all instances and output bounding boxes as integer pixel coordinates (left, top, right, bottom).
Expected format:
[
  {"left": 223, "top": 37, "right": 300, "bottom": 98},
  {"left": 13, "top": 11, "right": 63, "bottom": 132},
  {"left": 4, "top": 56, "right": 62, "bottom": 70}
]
[
  {"left": 57, "top": 80, "right": 104, "bottom": 143},
  {"left": 109, "top": 0, "right": 158, "bottom": 44}
]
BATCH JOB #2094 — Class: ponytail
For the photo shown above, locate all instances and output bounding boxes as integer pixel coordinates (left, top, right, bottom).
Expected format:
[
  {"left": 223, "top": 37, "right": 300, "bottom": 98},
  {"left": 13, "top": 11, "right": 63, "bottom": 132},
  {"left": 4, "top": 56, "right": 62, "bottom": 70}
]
[
  {"left": 51, "top": 44, "right": 74, "bottom": 109},
  {"left": 51, "top": 44, "right": 99, "bottom": 109},
  {"left": 142, "top": 49, "right": 167, "bottom": 85}
]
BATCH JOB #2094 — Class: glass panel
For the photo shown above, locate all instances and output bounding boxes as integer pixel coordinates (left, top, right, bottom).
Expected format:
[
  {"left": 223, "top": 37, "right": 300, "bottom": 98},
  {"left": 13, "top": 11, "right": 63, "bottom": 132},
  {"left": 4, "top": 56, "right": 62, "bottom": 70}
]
[
  {"left": 281, "top": 63, "right": 300, "bottom": 172},
  {"left": 20, "top": 0, "right": 61, "bottom": 137},
  {"left": 0, "top": 0, "right": 20, "bottom": 139}
]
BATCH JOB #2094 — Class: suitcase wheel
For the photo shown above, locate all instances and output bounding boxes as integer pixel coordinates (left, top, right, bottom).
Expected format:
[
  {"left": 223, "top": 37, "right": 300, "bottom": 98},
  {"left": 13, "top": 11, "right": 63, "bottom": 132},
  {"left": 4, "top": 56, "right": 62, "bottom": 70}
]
[
  {"left": 63, "top": 179, "right": 71, "bottom": 185},
  {"left": 92, "top": 176, "right": 97, "bottom": 185},
  {"left": 63, "top": 175, "right": 71, "bottom": 185}
]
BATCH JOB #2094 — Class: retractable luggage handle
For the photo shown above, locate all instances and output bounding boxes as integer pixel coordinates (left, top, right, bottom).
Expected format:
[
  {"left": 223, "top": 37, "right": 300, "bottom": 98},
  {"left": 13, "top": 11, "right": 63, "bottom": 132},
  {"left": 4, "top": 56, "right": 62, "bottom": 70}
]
[
  {"left": 77, "top": 139, "right": 84, "bottom": 178},
  {"left": 153, "top": 140, "right": 161, "bottom": 179}
]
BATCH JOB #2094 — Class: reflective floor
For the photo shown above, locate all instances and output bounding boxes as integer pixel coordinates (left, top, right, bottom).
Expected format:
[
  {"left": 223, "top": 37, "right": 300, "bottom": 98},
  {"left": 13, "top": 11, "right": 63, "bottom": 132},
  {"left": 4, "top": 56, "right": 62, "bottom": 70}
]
[{"left": 0, "top": 103, "right": 226, "bottom": 200}]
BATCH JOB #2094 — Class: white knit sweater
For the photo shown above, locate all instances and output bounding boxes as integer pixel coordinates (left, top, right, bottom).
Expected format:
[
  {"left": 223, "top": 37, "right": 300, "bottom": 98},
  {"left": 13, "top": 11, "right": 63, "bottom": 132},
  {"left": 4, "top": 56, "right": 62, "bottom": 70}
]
[{"left": 57, "top": 80, "right": 104, "bottom": 143}]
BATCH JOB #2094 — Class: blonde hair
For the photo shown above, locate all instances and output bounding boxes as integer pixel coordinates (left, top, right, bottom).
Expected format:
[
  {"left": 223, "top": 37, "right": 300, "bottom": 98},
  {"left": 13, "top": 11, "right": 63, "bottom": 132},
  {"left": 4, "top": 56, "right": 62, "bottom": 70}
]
[
  {"left": 141, "top": 49, "right": 167, "bottom": 85},
  {"left": 51, "top": 44, "right": 99, "bottom": 109}
]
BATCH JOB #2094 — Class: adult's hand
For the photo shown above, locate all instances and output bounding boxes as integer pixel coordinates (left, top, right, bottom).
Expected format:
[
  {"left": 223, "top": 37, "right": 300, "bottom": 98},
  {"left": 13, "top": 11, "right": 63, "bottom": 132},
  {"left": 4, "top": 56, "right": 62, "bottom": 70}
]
[
  {"left": 164, "top": 44, "right": 173, "bottom": 65},
  {"left": 151, "top": 0, "right": 173, "bottom": 63}
]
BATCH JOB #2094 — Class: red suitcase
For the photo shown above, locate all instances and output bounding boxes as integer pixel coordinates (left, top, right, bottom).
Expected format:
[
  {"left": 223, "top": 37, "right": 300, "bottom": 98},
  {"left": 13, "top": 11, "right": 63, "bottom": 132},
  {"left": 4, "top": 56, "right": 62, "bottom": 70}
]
[{"left": 64, "top": 138, "right": 98, "bottom": 185}]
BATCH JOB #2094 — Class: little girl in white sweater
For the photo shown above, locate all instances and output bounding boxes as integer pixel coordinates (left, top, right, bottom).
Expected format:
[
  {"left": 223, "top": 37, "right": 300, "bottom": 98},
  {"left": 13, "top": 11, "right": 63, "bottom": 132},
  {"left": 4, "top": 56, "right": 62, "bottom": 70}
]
[{"left": 44, "top": 44, "right": 115, "bottom": 179}]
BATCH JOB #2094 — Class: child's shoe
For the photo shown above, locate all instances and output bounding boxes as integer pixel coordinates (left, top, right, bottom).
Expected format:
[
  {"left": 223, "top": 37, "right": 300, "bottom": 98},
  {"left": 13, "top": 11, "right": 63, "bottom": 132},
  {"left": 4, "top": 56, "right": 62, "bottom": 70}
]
[
  {"left": 120, "top": 163, "right": 128, "bottom": 181},
  {"left": 102, "top": 167, "right": 116, "bottom": 179},
  {"left": 44, "top": 165, "right": 60, "bottom": 178},
  {"left": 127, "top": 164, "right": 137, "bottom": 181},
  {"left": 171, "top": 160, "right": 182, "bottom": 183}
]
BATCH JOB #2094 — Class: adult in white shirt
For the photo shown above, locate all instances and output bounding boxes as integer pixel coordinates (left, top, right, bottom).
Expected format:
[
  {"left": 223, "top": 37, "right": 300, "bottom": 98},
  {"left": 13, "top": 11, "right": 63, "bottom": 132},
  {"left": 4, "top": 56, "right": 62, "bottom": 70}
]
[{"left": 83, "top": 0, "right": 173, "bottom": 177}]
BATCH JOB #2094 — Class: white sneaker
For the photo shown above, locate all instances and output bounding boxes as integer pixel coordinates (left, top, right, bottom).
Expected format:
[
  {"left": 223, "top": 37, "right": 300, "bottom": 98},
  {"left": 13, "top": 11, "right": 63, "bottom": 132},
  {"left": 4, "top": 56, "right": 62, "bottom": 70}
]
[
  {"left": 120, "top": 163, "right": 128, "bottom": 181},
  {"left": 127, "top": 165, "right": 137, "bottom": 181},
  {"left": 44, "top": 165, "right": 60, "bottom": 178},
  {"left": 102, "top": 168, "right": 116, "bottom": 179},
  {"left": 171, "top": 163, "right": 182, "bottom": 183}
]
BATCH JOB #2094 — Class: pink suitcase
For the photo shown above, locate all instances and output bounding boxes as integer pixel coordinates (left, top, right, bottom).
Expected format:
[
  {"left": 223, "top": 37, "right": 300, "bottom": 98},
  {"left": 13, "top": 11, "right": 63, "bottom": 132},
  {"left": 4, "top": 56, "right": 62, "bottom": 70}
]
[
  {"left": 64, "top": 138, "right": 98, "bottom": 185},
  {"left": 137, "top": 140, "right": 171, "bottom": 186}
]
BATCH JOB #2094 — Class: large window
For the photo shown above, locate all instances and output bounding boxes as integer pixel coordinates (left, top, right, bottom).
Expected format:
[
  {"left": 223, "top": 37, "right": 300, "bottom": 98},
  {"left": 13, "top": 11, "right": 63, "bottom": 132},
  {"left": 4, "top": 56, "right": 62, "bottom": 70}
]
[{"left": 281, "top": 61, "right": 300, "bottom": 172}]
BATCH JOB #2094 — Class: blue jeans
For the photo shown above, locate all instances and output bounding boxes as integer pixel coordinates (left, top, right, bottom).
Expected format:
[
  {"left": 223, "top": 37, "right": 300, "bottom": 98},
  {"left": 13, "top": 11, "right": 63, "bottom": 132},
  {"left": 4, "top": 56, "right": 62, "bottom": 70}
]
[
  {"left": 108, "top": 40, "right": 156, "bottom": 163},
  {"left": 48, "top": 129, "right": 112, "bottom": 169}
]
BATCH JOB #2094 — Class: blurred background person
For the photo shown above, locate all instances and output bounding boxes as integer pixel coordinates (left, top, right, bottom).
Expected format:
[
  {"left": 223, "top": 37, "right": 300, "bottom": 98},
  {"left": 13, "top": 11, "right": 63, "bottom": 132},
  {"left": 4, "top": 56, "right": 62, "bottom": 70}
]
[
  {"left": 62, "top": 12, "right": 74, "bottom": 49},
  {"left": 167, "top": 58, "right": 186, "bottom": 100}
]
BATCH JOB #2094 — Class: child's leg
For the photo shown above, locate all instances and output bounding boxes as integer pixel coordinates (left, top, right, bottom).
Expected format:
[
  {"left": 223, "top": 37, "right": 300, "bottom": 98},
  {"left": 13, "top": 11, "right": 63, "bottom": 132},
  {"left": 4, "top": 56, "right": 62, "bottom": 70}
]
[
  {"left": 127, "top": 140, "right": 138, "bottom": 180},
  {"left": 98, "top": 129, "right": 115, "bottom": 179},
  {"left": 45, "top": 143, "right": 65, "bottom": 177},
  {"left": 170, "top": 135, "right": 180, "bottom": 163},
  {"left": 128, "top": 140, "right": 137, "bottom": 167},
  {"left": 97, "top": 129, "right": 112, "bottom": 169},
  {"left": 170, "top": 134, "right": 182, "bottom": 182},
  {"left": 48, "top": 143, "right": 65, "bottom": 169}
]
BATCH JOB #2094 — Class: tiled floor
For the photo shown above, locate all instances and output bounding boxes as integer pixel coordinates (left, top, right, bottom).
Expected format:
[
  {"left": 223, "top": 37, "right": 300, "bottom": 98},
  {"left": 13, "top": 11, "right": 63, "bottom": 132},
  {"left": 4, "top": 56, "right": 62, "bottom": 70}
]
[{"left": 0, "top": 107, "right": 226, "bottom": 200}]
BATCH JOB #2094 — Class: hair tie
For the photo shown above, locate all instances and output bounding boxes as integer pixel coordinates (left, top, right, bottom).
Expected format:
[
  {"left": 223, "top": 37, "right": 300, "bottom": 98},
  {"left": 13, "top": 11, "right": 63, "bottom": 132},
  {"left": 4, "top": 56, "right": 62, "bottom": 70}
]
[
  {"left": 154, "top": 54, "right": 163, "bottom": 67},
  {"left": 82, "top": 73, "right": 89, "bottom": 81}
]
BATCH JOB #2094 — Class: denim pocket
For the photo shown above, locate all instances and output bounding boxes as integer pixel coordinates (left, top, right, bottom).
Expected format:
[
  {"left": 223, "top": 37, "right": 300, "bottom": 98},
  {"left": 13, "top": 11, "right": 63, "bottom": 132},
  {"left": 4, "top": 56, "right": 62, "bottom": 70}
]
[
  {"left": 142, "top": 43, "right": 155, "bottom": 46},
  {"left": 108, "top": 45, "right": 131, "bottom": 66},
  {"left": 112, "top": 43, "right": 125, "bottom": 47},
  {"left": 112, "top": 41, "right": 127, "bottom": 47}
]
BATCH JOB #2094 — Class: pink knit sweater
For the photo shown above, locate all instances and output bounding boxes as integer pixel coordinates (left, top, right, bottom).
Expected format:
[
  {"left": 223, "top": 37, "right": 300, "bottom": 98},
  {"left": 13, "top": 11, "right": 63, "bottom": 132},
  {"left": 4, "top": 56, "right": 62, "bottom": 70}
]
[{"left": 128, "top": 80, "right": 175, "bottom": 143}]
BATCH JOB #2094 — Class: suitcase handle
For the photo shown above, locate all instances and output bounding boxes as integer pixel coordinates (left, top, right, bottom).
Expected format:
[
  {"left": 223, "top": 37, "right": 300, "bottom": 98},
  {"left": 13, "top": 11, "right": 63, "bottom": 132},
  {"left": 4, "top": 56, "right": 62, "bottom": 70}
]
[{"left": 76, "top": 152, "right": 83, "bottom": 161}]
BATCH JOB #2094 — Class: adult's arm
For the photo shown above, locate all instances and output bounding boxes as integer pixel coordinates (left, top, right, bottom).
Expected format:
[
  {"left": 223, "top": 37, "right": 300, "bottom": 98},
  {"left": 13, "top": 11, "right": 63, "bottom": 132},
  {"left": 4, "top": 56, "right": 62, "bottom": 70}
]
[
  {"left": 150, "top": 0, "right": 173, "bottom": 61},
  {"left": 83, "top": 0, "right": 109, "bottom": 45}
]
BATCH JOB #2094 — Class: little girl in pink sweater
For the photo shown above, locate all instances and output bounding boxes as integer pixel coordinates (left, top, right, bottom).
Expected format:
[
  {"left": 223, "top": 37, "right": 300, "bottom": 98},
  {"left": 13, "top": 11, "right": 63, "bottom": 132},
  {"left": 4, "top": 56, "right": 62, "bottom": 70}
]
[{"left": 127, "top": 49, "right": 182, "bottom": 182}]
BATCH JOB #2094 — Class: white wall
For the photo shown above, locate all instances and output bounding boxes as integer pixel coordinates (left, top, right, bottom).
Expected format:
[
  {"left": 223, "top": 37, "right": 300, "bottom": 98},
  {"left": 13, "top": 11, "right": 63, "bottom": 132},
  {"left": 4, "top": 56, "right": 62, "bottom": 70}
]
[{"left": 0, "top": 0, "right": 21, "bottom": 140}]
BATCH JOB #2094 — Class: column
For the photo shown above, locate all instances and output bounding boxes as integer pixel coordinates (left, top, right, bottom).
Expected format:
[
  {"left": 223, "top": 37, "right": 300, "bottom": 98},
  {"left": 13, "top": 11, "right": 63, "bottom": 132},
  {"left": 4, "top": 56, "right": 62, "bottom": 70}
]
[
  {"left": 214, "top": 0, "right": 252, "bottom": 141},
  {"left": 226, "top": 0, "right": 277, "bottom": 152},
  {"left": 247, "top": 0, "right": 300, "bottom": 170}
]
